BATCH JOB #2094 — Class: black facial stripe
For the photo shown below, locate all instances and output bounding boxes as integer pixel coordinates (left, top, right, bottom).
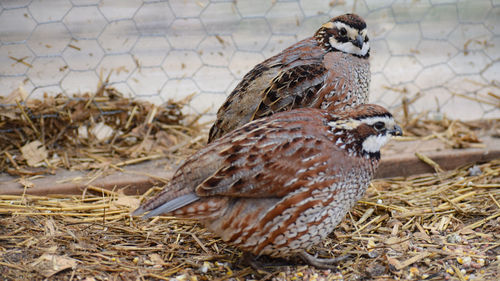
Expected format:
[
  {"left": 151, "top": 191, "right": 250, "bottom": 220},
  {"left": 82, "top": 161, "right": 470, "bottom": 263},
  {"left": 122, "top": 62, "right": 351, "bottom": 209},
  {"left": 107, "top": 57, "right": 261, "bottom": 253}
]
[
  {"left": 321, "top": 27, "right": 349, "bottom": 43},
  {"left": 336, "top": 36, "right": 349, "bottom": 43},
  {"left": 354, "top": 113, "right": 392, "bottom": 121},
  {"left": 354, "top": 53, "right": 369, "bottom": 59},
  {"left": 345, "top": 21, "right": 366, "bottom": 30},
  {"left": 365, "top": 151, "right": 380, "bottom": 160}
]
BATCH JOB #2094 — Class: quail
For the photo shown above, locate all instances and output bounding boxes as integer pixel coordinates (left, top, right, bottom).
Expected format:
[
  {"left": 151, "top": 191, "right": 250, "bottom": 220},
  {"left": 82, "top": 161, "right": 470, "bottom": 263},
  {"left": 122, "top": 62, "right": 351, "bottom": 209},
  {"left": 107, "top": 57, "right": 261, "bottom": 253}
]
[
  {"left": 133, "top": 104, "right": 402, "bottom": 268},
  {"left": 208, "top": 13, "right": 371, "bottom": 142}
]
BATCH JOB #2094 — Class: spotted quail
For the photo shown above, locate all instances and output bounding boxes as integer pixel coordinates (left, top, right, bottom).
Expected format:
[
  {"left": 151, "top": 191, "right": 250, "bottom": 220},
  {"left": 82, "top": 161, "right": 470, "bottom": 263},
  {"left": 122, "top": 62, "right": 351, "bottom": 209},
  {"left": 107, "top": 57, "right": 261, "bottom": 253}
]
[
  {"left": 208, "top": 13, "right": 371, "bottom": 143},
  {"left": 133, "top": 104, "right": 402, "bottom": 268}
]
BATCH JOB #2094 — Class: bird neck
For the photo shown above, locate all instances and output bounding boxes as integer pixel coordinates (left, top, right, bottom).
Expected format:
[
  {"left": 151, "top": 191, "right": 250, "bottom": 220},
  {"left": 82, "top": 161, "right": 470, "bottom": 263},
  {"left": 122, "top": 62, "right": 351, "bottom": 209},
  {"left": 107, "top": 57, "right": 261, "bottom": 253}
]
[{"left": 328, "top": 125, "right": 381, "bottom": 161}]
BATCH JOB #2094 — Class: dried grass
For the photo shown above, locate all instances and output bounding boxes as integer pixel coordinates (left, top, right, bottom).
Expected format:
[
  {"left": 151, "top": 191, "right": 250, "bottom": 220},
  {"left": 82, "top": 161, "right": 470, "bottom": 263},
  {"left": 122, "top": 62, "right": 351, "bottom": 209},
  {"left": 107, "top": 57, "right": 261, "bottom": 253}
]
[
  {"left": 0, "top": 85, "right": 206, "bottom": 176},
  {"left": 1, "top": 160, "right": 498, "bottom": 280},
  {"left": 1, "top": 83, "right": 495, "bottom": 184},
  {"left": 393, "top": 93, "right": 497, "bottom": 150},
  {"left": 0, "top": 84, "right": 498, "bottom": 280}
]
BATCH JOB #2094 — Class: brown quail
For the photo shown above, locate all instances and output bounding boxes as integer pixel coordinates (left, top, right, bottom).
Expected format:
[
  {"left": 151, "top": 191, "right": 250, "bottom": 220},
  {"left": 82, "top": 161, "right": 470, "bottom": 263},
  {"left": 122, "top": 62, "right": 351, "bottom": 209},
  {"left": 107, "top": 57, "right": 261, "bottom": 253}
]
[
  {"left": 133, "top": 104, "right": 402, "bottom": 268},
  {"left": 208, "top": 13, "right": 371, "bottom": 143}
]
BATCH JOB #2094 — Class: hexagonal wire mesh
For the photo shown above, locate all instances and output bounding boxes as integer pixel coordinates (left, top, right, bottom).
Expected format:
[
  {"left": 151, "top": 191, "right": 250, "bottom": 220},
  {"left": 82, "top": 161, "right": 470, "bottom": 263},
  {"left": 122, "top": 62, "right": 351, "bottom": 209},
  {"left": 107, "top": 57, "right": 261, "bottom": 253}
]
[{"left": 0, "top": 0, "right": 499, "bottom": 124}]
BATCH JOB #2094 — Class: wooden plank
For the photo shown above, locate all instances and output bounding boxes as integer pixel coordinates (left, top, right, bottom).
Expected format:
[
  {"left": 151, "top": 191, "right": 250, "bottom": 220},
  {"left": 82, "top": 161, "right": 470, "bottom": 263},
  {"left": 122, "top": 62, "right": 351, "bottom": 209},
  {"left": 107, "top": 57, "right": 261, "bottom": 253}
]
[
  {"left": 1, "top": 137, "right": 499, "bottom": 196},
  {"left": 376, "top": 147, "right": 500, "bottom": 178},
  {"left": 0, "top": 162, "right": 173, "bottom": 196}
]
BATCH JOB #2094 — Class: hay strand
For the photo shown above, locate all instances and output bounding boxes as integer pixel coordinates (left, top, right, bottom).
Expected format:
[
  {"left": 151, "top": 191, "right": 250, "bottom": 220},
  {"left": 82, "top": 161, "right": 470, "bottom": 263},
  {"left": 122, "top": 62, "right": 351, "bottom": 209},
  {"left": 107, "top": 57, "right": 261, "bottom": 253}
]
[{"left": 1, "top": 159, "right": 498, "bottom": 280}]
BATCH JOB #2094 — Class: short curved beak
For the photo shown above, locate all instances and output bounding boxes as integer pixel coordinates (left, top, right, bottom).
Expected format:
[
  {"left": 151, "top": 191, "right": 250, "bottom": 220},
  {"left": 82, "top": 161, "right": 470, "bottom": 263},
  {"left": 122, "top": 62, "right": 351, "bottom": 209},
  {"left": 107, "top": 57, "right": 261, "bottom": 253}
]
[
  {"left": 390, "top": 125, "right": 403, "bottom": 136},
  {"left": 353, "top": 34, "right": 364, "bottom": 48}
]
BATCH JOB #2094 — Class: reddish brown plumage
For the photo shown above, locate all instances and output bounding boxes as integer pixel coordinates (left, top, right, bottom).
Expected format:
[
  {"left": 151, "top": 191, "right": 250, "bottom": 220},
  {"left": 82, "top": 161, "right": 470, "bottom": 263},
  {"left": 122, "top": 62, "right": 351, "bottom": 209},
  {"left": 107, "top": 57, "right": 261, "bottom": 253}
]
[
  {"left": 133, "top": 104, "right": 402, "bottom": 267},
  {"left": 208, "top": 13, "right": 370, "bottom": 143}
]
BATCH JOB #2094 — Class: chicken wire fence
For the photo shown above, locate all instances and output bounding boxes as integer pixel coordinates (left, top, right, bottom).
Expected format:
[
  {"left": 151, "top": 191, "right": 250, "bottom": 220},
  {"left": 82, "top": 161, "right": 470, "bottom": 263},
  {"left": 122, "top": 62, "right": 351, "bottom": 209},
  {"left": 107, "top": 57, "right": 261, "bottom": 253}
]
[{"left": 0, "top": 0, "right": 499, "bottom": 123}]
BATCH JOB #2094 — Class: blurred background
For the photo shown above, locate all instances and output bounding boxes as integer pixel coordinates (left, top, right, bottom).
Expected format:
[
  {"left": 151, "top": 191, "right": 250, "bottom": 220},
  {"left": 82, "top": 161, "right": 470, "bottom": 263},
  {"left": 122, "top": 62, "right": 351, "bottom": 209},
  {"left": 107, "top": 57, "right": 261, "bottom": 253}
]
[{"left": 0, "top": 0, "right": 498, "bottom": 123}]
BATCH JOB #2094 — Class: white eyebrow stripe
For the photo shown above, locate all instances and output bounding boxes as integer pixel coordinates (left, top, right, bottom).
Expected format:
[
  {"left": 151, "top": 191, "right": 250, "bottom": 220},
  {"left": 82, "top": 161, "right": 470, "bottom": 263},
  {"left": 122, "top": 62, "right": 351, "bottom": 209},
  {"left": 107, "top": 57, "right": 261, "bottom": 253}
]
[{"left": 357, "top": 116, "right": 394, "bottom": 127}]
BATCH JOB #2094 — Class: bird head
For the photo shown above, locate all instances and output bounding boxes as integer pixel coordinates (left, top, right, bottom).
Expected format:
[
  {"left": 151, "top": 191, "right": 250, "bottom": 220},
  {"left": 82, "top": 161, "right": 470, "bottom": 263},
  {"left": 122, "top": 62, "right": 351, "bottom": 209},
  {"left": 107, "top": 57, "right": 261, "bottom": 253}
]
[
  {"left": 315, "top": 13, "right": 370, "bottom": 58},
  {"left": 327, "top": 104, "right": 402, "bottom": 160}
]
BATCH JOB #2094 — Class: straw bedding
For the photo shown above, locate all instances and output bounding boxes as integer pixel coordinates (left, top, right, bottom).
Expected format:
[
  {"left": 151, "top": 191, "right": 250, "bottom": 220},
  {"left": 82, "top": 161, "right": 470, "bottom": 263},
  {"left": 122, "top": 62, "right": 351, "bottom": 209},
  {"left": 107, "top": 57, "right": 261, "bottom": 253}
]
[{"left": 0, "top": 87, "right": 499, "bottom": 280}]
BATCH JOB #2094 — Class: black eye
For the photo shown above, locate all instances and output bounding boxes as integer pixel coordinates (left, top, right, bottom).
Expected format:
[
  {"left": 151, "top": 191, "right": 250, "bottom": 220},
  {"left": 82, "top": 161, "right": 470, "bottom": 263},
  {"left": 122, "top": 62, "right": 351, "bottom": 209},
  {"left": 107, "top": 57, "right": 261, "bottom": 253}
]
[
  {"left": 339, "top": 28, "right": 347, "bottom": 36},
  {"left": 373, "top": 121, "right": 385, "bottom": 131}
]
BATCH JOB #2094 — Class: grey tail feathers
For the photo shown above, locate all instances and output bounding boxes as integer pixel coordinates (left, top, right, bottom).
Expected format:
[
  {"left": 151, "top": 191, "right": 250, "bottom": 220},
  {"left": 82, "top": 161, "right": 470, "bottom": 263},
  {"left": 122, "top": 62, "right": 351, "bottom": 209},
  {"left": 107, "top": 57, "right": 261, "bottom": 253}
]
[{"left": 132, "top": 193, "right": 200, "bottom": 219}]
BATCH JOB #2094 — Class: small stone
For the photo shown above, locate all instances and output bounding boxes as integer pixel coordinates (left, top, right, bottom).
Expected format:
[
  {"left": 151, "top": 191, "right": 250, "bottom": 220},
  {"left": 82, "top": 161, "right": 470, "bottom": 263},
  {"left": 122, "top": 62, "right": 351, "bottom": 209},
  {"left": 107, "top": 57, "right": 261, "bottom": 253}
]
[
  {"left": 457, "top": 256, "right": 471, "bottom": 266},
  {"left": 175, "top": 274, "right": 188, "bottom": 281},
  {"left": 199, "top": 261, "right": 211, "bottom": 273},
  {"left": 368, "top": 250, "right": 379, "bottom": 258},
  {"left": 467, "top": 165, "right": 482, "bottom": 176},
  {"left": 447, "top": 233, "right": 462, "bottom": 244}
]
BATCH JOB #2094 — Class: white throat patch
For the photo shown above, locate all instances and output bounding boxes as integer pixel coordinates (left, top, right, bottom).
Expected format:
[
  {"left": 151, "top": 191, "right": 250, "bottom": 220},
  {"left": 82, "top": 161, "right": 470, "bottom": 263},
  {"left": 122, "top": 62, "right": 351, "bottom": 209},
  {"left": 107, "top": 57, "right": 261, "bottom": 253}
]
[{"left": 361, "top": 134, "right": 390, "bottom": 153}]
